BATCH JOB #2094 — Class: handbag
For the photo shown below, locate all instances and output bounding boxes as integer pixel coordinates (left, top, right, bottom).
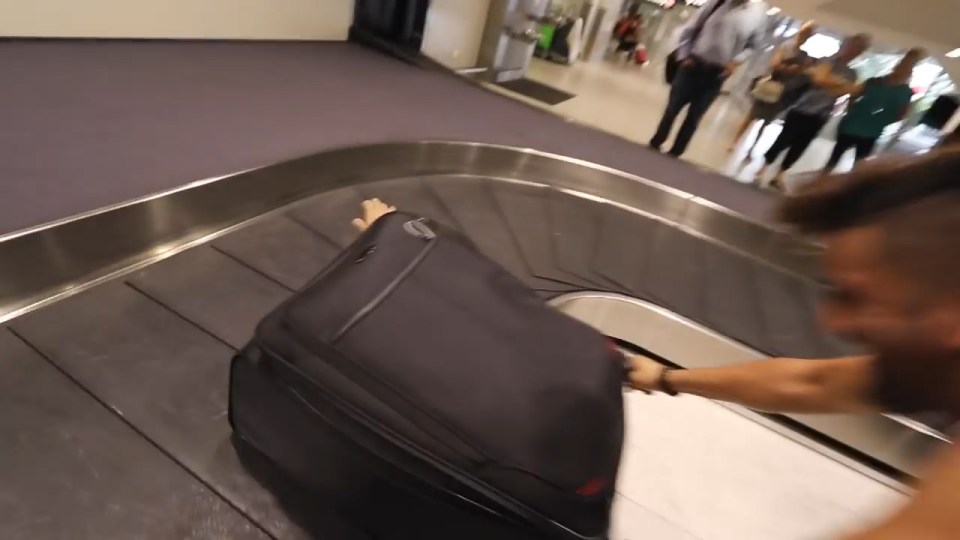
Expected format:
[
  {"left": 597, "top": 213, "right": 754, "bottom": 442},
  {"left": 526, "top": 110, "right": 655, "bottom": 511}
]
[
  {"left": 751, "top": 76, "right": 785, "bottom": 104},
  {"left": 635, "top": 45, "right": 648, "bottom": 64},
  {"left": 665, "top": 50, "right": 680, "bottom": 83}
]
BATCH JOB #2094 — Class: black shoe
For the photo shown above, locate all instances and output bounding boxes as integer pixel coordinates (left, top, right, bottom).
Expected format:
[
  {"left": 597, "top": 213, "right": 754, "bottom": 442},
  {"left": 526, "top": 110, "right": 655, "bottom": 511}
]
[
  {"left": 667, "top": 149, "right": 683, "bottom": 158},
  {"left": 648, "top": 141, "right": 663, "bottom": 152}
]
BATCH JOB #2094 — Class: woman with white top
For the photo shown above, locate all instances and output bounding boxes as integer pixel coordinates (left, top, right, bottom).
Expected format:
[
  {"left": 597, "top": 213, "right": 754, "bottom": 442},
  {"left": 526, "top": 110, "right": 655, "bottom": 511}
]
[{"left": 727, "top": 21, "right": 818, "bottom": 153}]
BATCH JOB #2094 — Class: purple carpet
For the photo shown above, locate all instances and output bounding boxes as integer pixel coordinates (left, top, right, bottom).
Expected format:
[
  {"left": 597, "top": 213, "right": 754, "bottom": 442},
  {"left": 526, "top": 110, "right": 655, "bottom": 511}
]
[{"left": 0, "top": 40, "right": 775, "bottom": 234}]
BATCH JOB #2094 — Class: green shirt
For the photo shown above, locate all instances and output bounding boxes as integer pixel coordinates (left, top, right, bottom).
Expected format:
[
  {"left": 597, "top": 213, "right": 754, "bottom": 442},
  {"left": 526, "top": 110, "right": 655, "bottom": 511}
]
[{"left": 839, "top": 77, "right": 913, "bottom": 139}]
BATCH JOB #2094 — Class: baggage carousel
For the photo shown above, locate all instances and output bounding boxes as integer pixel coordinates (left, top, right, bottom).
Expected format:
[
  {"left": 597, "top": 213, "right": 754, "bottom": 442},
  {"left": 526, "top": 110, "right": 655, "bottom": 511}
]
[{"left": 0, "top": 142, "right": 944, "bottom": 539}]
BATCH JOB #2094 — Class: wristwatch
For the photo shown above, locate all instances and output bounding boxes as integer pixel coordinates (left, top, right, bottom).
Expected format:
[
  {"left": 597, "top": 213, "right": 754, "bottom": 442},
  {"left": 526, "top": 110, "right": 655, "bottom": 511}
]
[{"left": 657, "top": 367, "right": 679, "bottom": 396}]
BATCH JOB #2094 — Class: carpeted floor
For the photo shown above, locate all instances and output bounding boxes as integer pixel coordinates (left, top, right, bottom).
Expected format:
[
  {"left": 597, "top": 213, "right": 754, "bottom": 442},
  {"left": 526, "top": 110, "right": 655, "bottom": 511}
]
[{"left": 0, "top": 40, "right": 775, "bottom": 234}]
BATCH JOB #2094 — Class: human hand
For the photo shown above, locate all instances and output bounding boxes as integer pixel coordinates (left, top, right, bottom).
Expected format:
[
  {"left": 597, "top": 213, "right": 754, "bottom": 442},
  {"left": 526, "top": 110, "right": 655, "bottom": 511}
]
[
  {"left": 680, "top": 58, "right": 695, "bottom": 69},
  {"left": 351, "top": 198, "right": 396, "bottom": 232},
  {"left": 626, "top": 355, "right": 665, "bottom": 392},
  {"left": 721, "top": 62, "right": 737, "bottom": 80}
]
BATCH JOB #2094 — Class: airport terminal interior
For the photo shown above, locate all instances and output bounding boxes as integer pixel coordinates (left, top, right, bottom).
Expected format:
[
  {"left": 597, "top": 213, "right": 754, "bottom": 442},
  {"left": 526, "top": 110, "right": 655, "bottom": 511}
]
[{"left": 2, "top": 0, "right": 959, "bottom": 539}]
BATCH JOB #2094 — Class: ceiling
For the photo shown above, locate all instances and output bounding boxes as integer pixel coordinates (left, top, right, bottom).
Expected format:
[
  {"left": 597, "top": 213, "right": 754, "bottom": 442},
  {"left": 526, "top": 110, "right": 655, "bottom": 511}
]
[{"left": 771, "top": 0, "right": 960, "bottom": 82}]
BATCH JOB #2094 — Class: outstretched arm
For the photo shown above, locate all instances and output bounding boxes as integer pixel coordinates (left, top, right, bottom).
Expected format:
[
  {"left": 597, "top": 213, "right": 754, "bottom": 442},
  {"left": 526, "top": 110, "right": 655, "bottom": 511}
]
[
  {"left": 808, "top": 62, "right": 861, "bottom": 97},
  {"left": 628, "top": 355, "right": 881, "bottom": 414}
]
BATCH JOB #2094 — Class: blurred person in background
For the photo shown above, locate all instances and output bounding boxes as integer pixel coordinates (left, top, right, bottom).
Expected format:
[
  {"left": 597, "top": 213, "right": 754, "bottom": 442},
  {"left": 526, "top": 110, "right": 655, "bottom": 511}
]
[
  {"left": 649, "top": 0, "right": 767, "bottom": 158},
  {"left": 727, "top": 20, "right": 818, "bottom": 154},
  {"left": 612, "top": 4, "right": 643, "bottom": 62},
  {"left": 756, "top": 33, "right": 872, "bottom": 191},
  {"left": 822, "top": 48, "right": 924, "bottom": 174},
  {"left": 630, "top": 147, "right": 960, "bottom": 539}
]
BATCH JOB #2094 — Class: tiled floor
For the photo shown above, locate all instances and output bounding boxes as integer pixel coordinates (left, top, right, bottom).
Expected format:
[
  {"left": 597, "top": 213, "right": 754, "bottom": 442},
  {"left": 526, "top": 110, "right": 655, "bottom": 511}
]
[
  {"left": 523, "top": 58, "right": 856, "bottom": 193},
  {"left": 610, "top": 392, "right": 905, "bottom": 540}
]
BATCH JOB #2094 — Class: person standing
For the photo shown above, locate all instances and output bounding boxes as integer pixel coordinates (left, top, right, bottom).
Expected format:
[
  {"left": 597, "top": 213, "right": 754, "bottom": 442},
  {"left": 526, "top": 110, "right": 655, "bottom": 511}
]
[
  {"left": 649, "top": 0, "right": 767, "bottom": 158},
  {"left": 755, "top": 33, "right": 871, "bottom": 190},
  {"left": 727, "top": 20, "right": 817, "bottom": 153},
  {"left": 822, "top": 48, "right": 922, "bottom": 174},
  {"left": 613, "top": 5, "right": 643, "bottom": 62}
]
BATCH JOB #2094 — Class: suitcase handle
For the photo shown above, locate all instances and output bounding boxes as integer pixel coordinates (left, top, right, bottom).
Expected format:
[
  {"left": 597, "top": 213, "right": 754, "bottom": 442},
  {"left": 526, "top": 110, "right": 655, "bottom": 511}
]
[{"left": 403, "top": 218, "right": 436, "bottom": 240}]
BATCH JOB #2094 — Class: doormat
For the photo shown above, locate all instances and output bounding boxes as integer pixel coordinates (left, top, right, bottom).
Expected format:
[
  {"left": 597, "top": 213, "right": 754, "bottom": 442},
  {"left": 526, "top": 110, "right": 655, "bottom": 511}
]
[{"left": 496, "top": 78, "right": 575, "bottom": 105}]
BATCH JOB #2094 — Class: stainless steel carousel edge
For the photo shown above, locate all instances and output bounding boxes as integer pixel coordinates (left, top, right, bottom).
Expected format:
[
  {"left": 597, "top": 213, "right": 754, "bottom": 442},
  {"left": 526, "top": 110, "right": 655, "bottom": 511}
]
[{"left": 0, "top": 141, "right": 819, "bottom": 324}]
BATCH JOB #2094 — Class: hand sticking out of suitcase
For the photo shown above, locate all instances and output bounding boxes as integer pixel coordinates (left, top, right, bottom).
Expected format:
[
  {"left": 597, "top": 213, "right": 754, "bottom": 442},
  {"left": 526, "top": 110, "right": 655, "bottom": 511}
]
[
  {"left": 350, "top": 197, "right": 658, "bottom": 392},
  {"left": 351, "top": 198, "right": 396, "bottom": 232}
]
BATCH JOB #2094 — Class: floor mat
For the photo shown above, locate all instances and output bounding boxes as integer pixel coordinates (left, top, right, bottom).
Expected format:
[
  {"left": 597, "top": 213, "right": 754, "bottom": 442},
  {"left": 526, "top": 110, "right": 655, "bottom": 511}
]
[{"left": 496, "top": 78, "right": 575, "bottom": 105}]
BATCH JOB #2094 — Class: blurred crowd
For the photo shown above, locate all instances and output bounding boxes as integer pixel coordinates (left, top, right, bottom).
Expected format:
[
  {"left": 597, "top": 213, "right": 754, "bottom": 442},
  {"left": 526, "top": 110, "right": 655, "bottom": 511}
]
[{"left": 615, "top": 0, "right": 951, "bottom": 192}]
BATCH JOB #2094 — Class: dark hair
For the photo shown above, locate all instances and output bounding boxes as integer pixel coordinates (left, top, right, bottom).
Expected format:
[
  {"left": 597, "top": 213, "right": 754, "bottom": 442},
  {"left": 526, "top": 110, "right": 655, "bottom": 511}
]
[
  {"left": 780, "top": 148, "right": 960, "bottom": 290},
  {"left": 779, "top": 148, "right": 960, "bottom": 233}
]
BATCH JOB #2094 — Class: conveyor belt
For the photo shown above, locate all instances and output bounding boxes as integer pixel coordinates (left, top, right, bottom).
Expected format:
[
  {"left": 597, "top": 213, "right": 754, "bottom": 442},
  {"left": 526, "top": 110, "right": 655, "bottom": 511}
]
[{"left": 0, "top": 143, "right": 936, "bottom": 539}]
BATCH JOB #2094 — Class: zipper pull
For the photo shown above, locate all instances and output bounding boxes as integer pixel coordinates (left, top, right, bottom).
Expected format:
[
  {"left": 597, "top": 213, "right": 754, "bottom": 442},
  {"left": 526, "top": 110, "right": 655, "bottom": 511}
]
[{"left": 403, "top": 218, "right": 436, "bottom": 241}]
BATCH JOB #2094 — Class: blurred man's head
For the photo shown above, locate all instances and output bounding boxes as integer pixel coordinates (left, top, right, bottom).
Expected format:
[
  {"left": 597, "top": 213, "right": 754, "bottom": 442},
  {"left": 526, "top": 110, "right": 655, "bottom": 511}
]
[
  {"left": 780, "top": 149, "right": 960, "bottom": 412},
  {"left": 891, "top": 47, "right": 925, "bottom": 81},
  {"left": 838, "top": 33, "right": 871, "bottom": 62},
  {"left": 796, "top": 20, "right": 817, "bottom": 45}
]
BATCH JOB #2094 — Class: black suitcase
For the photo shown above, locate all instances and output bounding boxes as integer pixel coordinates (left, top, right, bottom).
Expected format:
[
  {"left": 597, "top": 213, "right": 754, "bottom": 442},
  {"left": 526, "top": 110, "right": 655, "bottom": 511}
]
[{"left": 229, "top": 212, "right": 625, "bottom": 539}]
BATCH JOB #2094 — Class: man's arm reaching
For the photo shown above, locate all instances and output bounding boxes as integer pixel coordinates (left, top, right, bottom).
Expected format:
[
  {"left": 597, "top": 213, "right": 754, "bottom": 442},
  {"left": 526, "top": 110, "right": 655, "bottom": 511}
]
[
  {"left": 808, "top": 62, "right": 862, "bottom": 97},
  {"left": 628, "top": 355, "right": 881, "bottom": 414}
]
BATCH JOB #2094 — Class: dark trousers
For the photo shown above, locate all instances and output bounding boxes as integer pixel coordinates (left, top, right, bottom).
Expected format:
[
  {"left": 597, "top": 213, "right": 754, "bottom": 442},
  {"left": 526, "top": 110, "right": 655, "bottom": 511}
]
[
  {"left": 764, "top": 110, "right": 828, "bottom": 171},
  {"left": 650, "top": 60, "right": 725, "bottom": 156},
  {"left": 825, "top": 132, "right": 878, "bottom": 172}
]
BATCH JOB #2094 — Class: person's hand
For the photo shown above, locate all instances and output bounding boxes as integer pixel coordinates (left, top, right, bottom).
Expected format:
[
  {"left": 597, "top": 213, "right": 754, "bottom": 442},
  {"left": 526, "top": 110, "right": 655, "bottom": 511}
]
[
  {"left": 351, "top": 198, "right": 396, "bottom": 232},
  {"left": 721, "top": 62, "right": 738, "bottom": 80},
  {"left": 680, "top": 57, "right": 695, "bottom": 69},
  {"left": 627, "top": 355, "right": 665, "bottom": 392}
]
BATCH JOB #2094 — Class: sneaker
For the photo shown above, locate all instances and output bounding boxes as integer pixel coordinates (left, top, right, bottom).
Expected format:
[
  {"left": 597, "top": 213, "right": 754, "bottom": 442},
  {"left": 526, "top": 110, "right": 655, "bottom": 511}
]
[
  {"left": 752, "top": 165, "right": 768, "bottom": 185},
  {"left": 768, "top": 173, "right": 786, "bottom": 192}
]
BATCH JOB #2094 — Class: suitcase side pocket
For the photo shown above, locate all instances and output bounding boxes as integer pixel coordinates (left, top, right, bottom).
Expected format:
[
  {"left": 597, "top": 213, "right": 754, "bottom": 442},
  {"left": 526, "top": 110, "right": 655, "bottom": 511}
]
[
  {"left": 331, "top": 220, "right": 437, "bottom": 342},
  {"left": 280, "top": 215, "right": 437, "bottom": 345}
]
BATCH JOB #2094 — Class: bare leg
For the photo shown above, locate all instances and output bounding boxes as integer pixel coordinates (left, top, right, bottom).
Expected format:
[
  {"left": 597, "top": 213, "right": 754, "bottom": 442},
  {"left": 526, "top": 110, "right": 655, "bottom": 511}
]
[
  {"left": 728, "top": 113, "right": 756, "bottom": 152},
  {"left": 352, "top": 199, "right": 397, "bottom": 232},
  {"left": 747, "top": 119, "right": 771, "bottom": 156},
  {"left": 753, "top": 164, "right": 768, "bottom": 185}
]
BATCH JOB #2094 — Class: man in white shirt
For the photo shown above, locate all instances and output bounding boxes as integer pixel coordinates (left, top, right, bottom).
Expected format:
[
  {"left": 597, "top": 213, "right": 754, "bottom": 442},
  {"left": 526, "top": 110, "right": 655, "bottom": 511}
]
[{"left": 649, "top": 0, "right": 768, "bottom": 158}]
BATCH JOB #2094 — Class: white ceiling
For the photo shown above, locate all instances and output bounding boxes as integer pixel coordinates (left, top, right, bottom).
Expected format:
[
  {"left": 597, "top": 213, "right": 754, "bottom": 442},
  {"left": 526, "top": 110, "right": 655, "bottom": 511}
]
[
  {"left": 820, "top": 0, "right": 959, "bottom": 48},
  {"left": 771, "top": 0, "right": 960, "bottom": 82}
]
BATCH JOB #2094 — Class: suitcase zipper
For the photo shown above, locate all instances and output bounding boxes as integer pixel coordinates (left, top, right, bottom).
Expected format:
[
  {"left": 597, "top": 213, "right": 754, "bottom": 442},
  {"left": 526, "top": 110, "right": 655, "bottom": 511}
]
[{"left": 331, "top": 219, "right": 437, "bottom": 342}]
